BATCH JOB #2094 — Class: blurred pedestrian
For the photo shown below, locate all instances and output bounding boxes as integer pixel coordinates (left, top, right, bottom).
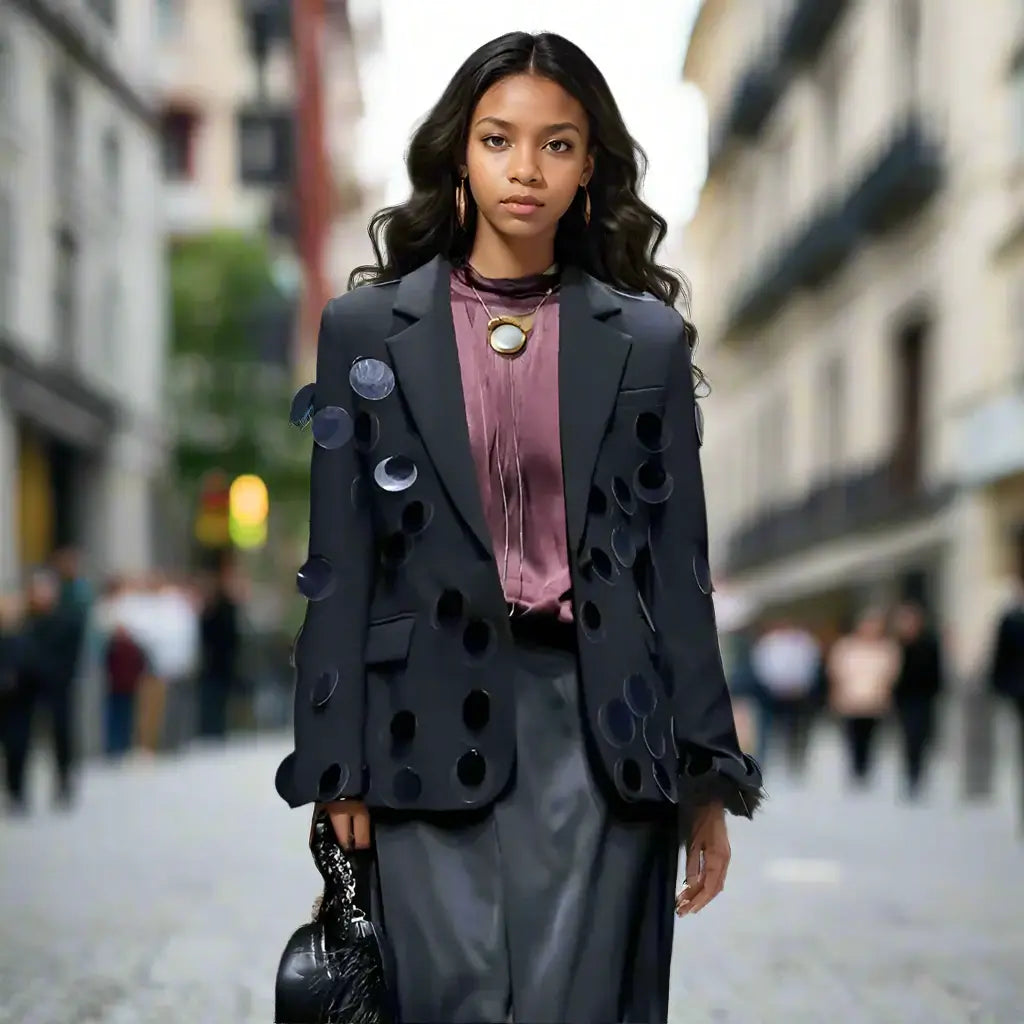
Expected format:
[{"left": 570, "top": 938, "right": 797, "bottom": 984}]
[
  {"left": 988, "top": 563, "right": 1024, "bottom": 828},
  {"left": 115, "top": 576, "right": 164, "bottom": 755},
  {"left": 198, "top": 562, "right": 241, "bottom": 740},
  {"left": 94, "top": 577, "right": 149, "bottom": 760},
  {"left": 152, "top": 575, "right": 201, "bottom": 751},
  {"left": 751, "top": 619, "right": 820, "bottom": 778},
  {"left": 827, "top": 608, "right": 900, "bottom": 787},
  {"left": 0, "top": 590, "right": 27, "bottom": 812},
  {"left": 275, "top": 31, "right": 764, "bottom": 1024},
  {"left": 724, "top": 626, "right": 768, "bottom": 762},
  {"left": 3, "top": 568, "right": 78, "bottom": 811},
  {"left": 892, "top": 599, "right": 944, "bottom": 799}
]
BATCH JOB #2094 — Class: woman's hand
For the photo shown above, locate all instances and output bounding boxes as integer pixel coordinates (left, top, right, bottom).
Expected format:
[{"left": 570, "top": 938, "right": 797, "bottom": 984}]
[
  {"left": 676, "top": 800, "right": 730, "bottom": 917},
  {"left": 317, "top": 799, "right": 372, "bottom": 851}
]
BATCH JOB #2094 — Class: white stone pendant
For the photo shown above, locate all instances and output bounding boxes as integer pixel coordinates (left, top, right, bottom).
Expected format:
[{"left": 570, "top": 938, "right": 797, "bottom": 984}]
[{"left": 488, "top": 316, "right": 528, "bottom": 355}]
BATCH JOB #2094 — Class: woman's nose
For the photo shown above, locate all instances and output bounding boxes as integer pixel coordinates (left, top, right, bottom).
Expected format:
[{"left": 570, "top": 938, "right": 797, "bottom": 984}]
[{"left": 509, "top": 155, "right": 541, "bottom": 185}]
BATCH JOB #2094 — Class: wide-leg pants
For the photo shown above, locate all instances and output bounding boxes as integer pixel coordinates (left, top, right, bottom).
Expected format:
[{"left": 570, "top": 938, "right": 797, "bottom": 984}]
[{"left": 373, "top": 634, "right": 680, "bottom": 1024}]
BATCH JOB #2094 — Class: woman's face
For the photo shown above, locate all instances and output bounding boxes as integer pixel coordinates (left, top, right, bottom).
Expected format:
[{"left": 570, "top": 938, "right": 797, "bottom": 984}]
[{"left": 464, "top": 73, "right": 594, "bottom": 246}]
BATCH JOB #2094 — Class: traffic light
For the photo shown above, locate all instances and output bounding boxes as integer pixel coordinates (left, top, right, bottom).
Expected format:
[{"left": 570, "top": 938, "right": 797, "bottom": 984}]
[
  {"left": 229, "top": 473, "right": 269, "bottom": 549},
  {"left": 195, "top": 470, "right": 231, "bottom": 548}
]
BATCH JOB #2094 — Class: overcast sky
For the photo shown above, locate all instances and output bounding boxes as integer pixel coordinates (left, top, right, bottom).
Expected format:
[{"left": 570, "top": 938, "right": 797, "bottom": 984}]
[{"left": 355, "top": 0, "right": 706, "bottom": 233}]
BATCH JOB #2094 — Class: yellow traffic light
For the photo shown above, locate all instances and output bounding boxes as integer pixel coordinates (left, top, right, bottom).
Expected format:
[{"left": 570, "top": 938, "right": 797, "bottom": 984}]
[{"left": 229, "top": 474, "right": 268, "bottom": 548}]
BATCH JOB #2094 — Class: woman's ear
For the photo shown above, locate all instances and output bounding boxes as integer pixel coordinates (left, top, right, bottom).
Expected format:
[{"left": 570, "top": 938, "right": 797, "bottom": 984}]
[{"left": 581, "top": 152, "right": 595, "bottom": 187}]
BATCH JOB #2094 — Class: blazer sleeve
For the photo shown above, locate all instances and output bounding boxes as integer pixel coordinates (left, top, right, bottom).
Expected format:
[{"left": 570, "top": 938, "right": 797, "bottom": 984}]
[
  {"left": 275, "top": 298, "right": 375, "bottom": 808},
  {"left": 648, "top": 314, "right": 764, "bottom": 819}
]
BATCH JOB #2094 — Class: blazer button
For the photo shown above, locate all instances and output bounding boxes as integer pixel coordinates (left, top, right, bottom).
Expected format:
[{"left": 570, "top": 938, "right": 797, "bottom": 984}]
[
  {"left": 349, "top": 357, "right": 396, "bottom": 400},
  {"left": 296, "top": 556, "right": 335, "bottom": 602},
  {"left": 456, "top": 749, "right": 487, "bottom": 789},
  {"left": 312, "top": 406, "right": 353, "bottom": 449},
  {"left": 317, "top": 762, "right": 351, "bottom": 801},
  {"left": 310, "top": 669, "right": 339, "bottom": 708},
  {"left": 692, "top": 551, "right": 713, "bottom": 595},
  {"left": 288, "top": 382, "right": 316, "bottom": 428},
  {"left": 633, "top": 459, "right": 674, "bottom": 504}
]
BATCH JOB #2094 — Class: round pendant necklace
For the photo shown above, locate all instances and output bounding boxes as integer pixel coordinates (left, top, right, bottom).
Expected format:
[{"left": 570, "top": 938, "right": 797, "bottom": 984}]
[{"left": 468, "top": 281, "right": 556, "bottom": 356}]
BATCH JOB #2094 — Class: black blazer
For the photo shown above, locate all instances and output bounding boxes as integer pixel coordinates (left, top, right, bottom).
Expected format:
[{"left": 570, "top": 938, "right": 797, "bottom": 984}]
[{"left": 275, "top": 256, "right": 763, "bottom": 818}]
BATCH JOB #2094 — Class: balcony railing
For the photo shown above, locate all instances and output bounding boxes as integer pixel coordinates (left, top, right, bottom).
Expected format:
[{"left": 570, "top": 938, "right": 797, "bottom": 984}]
[
  {"left": 848, "top": 120, "right": 944, "bottom": 235},
  {"left": 779, "top": 0, "right": 851, "bottom": 66},
  {"left": 707, "top": 62, "right": 783, "bottom": 174},
  {"left": 723, "top": 455, "right": 954, "bottom": 574},
  {"left": 708, "top": 0, "right": 850, "bottom": 167},
  {"left": 730, "top": 64, "right": 782, "bottom": 139},
  {"left": 723, "top": 115, "right": 943, "bottom": 337},
  {"left": 788, "top": 202, "right": 859, "bottom": 289}
]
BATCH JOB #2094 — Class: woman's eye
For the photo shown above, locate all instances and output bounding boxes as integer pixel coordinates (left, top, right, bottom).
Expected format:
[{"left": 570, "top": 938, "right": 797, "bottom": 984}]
[
  {"left": 482, "top": 135, "right": 507, "bottom": 149},
  {"left": 547, "top": 139, "right": 573, "bottom": 153}
]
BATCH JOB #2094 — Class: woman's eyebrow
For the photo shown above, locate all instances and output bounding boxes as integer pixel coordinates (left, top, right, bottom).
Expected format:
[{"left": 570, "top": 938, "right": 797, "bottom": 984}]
[{"left": 474, "top": 116, "right": 582, "bottom": 135}]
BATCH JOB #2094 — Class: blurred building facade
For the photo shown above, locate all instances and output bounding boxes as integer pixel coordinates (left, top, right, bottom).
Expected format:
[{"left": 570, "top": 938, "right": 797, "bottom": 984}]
[
  {"left": 684, "top": 0, "right": 1024, "bottom": 678},
  {"left": 0, "top": 0, "right": 168, "bottom": 587},
  {"left": 154, "top": 0, "right": 382, "bottom": 371}
]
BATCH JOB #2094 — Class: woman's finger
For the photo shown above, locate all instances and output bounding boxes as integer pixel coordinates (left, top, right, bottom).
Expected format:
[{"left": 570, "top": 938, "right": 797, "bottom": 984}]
[
  {"left": 685, "top": 841, "right": 703, "bottom": 884},
  {"left": 353, "top": 807, "right": 372, "bottom": 849},
  {"left": 686, "top": 854, "right": 727, "bottom": 915},
  {"left": 676, "top": 841, "right": 705, "bottom": 915},
  {"left": 675, "top": 878, "right": 703, "bottom": 916},
  {"left": 328, "top": 808, "right": 353, "bottom": 849}
]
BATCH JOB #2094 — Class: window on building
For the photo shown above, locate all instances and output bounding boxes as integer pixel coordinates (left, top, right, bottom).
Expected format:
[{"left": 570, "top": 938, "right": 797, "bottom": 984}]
[
  {"left": 0, "top": 187, "right": 14, "bottom": 329},
  {"left": 819, "top": 353, "right": 846, "bottom": 476},
  {"left": 99, "top": 272, "right": 122, "bottom": 374},
  {"left": 757, "top": 392, "right": 789, "bottom": 507},
  {"left": 894, "top": 318, "right": 927, "bottom": 492},
  {"left": 102, "top": 128, "right": 121, "bottom": 213},
  {"left": 771, "top": 134, "right": 793, "bottom": 232},
  {"left": 84, "top": 0, "right": 117, "bottom": 28},
  {"left": 237, "top": 109, "right": 293, "bottom": 185},
  {"left": 819, "top": 54, "right": 843, "bottom": 179},
  {"left": 51, "top": 74, "right": 78, "bottom": 202},
  {"left": 161, "top": 108, "right": 198, "bottom": 181},
  {"left": 54, "top": 229, "right": 78, "bottom": 360}
]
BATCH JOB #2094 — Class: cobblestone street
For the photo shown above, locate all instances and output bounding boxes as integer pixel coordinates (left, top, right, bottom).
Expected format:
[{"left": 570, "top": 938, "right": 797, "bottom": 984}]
[{"left": 1, "top": 726, "right": 1021, "bottom": 1024}]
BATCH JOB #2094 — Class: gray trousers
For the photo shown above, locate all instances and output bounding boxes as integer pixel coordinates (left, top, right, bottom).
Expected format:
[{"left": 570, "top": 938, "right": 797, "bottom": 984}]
[{"left": 374, "top": 639, "right": 680, "bottom": 1024}]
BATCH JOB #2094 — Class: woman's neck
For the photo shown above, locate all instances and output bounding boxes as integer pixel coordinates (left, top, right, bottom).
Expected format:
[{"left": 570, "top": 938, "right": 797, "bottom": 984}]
[{"left": 468, "top": 222, "right": 555, "bottom": 280}]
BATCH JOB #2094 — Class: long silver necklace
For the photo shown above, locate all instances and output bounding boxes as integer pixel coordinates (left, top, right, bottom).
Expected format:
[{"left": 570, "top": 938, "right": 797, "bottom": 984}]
[{"left": 468, "top": 281, "right": 555, "bottom": 355}]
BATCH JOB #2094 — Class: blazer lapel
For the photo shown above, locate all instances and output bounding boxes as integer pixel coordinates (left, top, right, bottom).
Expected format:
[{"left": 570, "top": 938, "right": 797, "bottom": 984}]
[
  {"left": 559, "top": 267, "right": 633, "bottom": 554},
  {"left": 385, "top": 256, "right": 494, "bottom": 557}
]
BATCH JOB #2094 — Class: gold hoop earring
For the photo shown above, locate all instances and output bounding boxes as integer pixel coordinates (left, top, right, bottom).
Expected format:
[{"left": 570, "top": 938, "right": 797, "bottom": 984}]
[
  {"left": 456, "top": 177, "right": 467, "bottom": 228},
  {"left": 583, "top": 185, "right": 591, "bottom": 226}
]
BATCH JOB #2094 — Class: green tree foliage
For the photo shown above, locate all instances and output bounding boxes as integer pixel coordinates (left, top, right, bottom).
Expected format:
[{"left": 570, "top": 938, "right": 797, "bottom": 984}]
[{"left": 168, "top": 231, "right": 309, "bottom": 506}]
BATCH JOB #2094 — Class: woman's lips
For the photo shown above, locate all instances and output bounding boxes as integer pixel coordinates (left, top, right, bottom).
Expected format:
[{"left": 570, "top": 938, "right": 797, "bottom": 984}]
[{"left": 502, "top": 199, "right": 544, "bottom": 216}]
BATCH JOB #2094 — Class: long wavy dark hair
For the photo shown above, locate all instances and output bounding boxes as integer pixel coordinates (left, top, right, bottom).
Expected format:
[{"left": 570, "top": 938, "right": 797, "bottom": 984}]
[{"left": 347, "top": 31, "right": 691, "bottom": 317}]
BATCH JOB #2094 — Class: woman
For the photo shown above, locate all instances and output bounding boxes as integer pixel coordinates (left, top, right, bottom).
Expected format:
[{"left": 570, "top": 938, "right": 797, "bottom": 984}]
[
  {"left": 891, "top": 599, "right": 944, "bottom": 798},
  {"left": 827, "top": 608, "right": 901, "bottom": 788},
  {"left": 275, "top": 31, "right": 763, "bottom": 1023}
]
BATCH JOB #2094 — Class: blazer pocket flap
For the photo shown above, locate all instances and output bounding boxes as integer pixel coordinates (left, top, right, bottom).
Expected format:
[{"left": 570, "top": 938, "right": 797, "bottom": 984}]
[
  {"left": 364, "top": 615, "right": 416, "bottom": 667},
  {"left": 616, "top": 384, "right": 665, "bottom": 401}
]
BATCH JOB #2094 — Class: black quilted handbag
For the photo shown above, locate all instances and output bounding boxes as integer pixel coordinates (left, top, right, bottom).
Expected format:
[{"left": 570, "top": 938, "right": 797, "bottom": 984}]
[{"left": 275, "top": 809, "right": 397, "bottom": 1024}]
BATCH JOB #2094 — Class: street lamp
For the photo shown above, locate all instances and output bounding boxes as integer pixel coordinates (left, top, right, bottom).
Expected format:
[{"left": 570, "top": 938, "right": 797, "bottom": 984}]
[{"left": 242, "top": 0, "right": 290, "bottom": 103}]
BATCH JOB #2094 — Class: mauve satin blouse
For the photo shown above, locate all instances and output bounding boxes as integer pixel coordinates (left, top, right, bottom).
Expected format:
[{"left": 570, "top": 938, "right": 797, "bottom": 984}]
[{"left": 449, "top": 268, "right": 573, "bottom": 622}]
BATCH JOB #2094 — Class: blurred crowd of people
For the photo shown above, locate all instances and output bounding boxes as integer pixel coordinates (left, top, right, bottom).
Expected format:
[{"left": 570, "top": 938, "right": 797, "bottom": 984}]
[
  {"left": 0, "top": 550, "right": 244, "bottom": 816},
  {"left": 725, "top": 569, "right": 1024, "bottom": 807}
]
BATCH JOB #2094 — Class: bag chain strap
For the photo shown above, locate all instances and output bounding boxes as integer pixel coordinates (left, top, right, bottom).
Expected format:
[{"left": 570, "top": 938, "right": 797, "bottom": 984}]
[{"left": 310, "top": 812, "right": 366, "bottom": 934}]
